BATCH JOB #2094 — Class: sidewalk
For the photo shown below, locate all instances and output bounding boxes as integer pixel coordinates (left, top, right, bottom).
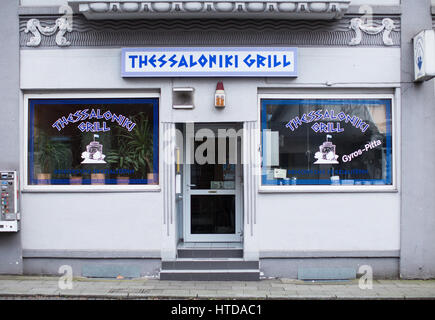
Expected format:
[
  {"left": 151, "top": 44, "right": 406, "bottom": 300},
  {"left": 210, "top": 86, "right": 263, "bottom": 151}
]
[{"left": 1, "top": 276, "right": 435, "bottom": 299}]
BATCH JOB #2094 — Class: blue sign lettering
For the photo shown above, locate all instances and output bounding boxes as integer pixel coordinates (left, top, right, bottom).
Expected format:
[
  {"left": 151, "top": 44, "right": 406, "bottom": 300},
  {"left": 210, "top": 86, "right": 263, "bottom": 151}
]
[
  {"left": 286, "top": 109, "right": 369, "bottom": 134},
  {"left": 122, "top": 47, "right": 298, "bottom": 77},
  {"left": 52, "top": 109, "right": 137, "bottom": 133}
]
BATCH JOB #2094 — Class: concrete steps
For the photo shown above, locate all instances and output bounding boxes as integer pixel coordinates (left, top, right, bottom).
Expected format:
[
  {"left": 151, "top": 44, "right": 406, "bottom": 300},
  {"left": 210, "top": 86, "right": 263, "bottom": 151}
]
[
  {"left": 160, "top": 247, "right": 260, "bottom": 281},
  {"left": 177, "top": 247, "right": 243, "bottom": 259}
]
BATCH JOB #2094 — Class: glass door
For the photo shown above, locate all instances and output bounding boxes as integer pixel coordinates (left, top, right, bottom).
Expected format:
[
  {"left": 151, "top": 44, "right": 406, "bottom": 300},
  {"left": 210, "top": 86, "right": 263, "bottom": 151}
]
[{"left": 184, "top": 124, "right": 242, "bottom": 242}]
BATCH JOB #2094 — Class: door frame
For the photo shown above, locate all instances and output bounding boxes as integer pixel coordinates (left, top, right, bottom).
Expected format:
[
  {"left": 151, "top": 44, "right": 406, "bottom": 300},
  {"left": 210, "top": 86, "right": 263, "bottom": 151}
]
[{"left": 183, "top": 123, "right": 243, "bottom": 242}]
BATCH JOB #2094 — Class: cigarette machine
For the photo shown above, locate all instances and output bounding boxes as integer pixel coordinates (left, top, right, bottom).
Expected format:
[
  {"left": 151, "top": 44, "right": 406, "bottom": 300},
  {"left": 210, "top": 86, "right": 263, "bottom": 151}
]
[{"left": 0, "top": 171, "right": 20, "bottom": 232}]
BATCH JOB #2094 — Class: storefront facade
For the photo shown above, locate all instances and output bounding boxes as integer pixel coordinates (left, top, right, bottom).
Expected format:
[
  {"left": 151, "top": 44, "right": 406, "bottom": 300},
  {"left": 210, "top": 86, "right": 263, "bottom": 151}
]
[{"left": 0, "top": 0, "right": 434, "bottom": 280}]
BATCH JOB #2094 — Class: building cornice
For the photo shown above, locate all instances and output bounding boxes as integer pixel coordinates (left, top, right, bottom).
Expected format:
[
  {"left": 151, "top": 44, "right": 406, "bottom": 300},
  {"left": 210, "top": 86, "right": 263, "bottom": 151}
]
[
  {"left": 67, "top": 0, "right": 351, "bottom": 20},
  {"left": 19, "top": 14, "right": 401, "bottom": 48}
]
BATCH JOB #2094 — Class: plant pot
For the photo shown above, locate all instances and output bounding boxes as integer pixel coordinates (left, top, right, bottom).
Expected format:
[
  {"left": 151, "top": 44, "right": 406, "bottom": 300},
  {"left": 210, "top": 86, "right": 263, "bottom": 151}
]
[
  {"left": 91, "top": 173, "right": 105, "bottom": 185},
  {"left": 116, "top": 176, "right": 130, "bottom": 185},
  {"left": 37, "top": 173, "right": 51, "bottom": 185},
  {"left": 70, "top": 176, "right": 83, "bottom": 185},
  {"left": 147, "top": 173, "right": 157, "bottom": 185}
]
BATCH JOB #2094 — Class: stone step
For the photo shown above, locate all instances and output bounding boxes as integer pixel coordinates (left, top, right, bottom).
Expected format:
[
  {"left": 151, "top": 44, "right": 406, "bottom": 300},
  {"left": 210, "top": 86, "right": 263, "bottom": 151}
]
[
  {"left": 159, "top": 269, "right": 260, "bottom": 281},
  {"left": 177, "top": 248, "right": 243, "bottom": 259},
  {"left": 162, "top": 259, "right": 259, "bottom": 270}
]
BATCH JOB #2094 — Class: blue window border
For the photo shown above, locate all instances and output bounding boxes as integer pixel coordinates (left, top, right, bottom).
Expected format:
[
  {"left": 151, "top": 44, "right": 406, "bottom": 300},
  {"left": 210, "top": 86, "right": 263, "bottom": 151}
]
[
  {"left": 28, "top": 98, "right": 159, "bottom": 185},
  {"left": 260, "top": 98, "right": 393, "bottom": 186}
]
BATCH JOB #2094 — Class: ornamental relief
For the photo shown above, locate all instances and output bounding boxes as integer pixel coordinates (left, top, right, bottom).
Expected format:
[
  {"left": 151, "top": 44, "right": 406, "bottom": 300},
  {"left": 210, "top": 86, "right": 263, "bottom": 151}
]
[
  {"left": 20, "top": 14, "right": 400, "bottom": 48},
  {"left": 24, "top": 17, "right": 73, "bottom": 47},
  {"left": 349, "top": 17, "right": 396, "bottom": 46}
]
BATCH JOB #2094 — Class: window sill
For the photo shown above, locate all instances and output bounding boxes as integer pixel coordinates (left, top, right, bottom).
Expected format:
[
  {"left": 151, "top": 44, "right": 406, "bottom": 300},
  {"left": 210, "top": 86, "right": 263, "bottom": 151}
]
[
  {"left": 21, "top": 185, "right": 161, "bottom": 193},
  {"left": 258, "top": 185, "right": 398, "bottom": 193}
]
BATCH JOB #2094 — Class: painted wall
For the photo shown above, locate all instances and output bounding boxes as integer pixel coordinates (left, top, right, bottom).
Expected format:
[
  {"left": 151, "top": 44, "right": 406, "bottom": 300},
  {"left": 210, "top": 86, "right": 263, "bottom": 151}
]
[
  {"left": 20, "top": 47, "right": 401, "bottom": 90},
  {"left": 0, "top": 0, "right": 22, "bottom": 274},
  {"left": 20, "top": 0, "right": 67, "bottom": 6},
  {"left": 258, "top": 193, "right": 400, "bottom": 253},
  {"left": 351, "top": 0, "right": 400, "bottom": 5},
  {"left": 400, "top": 0, "right": 435, "bottom": 279},
  {"left": 20, "top": 46, "right": 401, "bottom": 256},
  {"left": 21, "top": 193, "right": 162, "bottom": 252}
]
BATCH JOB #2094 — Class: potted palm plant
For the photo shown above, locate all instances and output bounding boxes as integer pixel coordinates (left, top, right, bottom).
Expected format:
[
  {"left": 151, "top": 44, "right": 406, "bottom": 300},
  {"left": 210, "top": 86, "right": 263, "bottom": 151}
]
[
  {"left": 106, "top": 143, "right": 132, "bottom": 185},
  {"left": 106, "top": 112, "right": 155, "bottom": 184},
  {"left": 34, "top": 132, "right": 72, "bottom": 185},
  {"left": 69, "top": 164, "right": 83, "bottom": 185}
]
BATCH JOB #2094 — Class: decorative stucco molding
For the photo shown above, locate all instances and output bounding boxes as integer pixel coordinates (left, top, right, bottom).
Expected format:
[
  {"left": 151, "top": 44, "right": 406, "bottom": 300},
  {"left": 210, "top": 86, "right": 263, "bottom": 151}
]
[
  {"left": 349, "top": 17, "right": 395, "bottom": 46},
  {"left": 24, "top": 17, "right": 73, "bottom": 47},
  {"left": 19, "top": 15, "right": 400, "bottom": 49},
  {"left": 68, "top": 0, "right": 351, "bottom": 20}
]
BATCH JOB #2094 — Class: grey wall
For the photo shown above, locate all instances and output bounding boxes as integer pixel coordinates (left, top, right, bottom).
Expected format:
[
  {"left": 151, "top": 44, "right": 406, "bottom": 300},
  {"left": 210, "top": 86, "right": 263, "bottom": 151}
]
[
  {"left": 261, "top": 257, "right": 399, "bottom": 280},
  {"left": 0, "top": 0, "right": 22, "bottom": 275},
  {"left": 400, "top": 0, "right": 435, "bottom": 279}
]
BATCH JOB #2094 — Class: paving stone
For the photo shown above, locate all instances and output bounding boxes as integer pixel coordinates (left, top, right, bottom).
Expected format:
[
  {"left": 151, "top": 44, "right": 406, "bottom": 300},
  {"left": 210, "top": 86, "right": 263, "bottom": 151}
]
[
  {"left": 195, "top": 289, "right": 220, "bottom": 294},
  {"left": 159, "top": 291, "right": 196, "bottom": 297},
  {"left": 213, "top": 290, "right": 240, "bottom": 297},
  {"left": 267, "top": 292, "right": 299, "bottom": 299},
  {"left": 240, "top": 291, "right": 268, "bottom": 298},
  {"left": 2, "top": 277, "right": 435, "bottom": 299},
  {"left": 29, "top": 288, "right": 61, "bottom": 294}
]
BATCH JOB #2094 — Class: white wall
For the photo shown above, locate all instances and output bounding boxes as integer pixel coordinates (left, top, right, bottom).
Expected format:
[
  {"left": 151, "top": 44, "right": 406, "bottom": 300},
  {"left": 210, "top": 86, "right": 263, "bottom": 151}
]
[
  {"left": 20, "top": 46, "right": 401, "bottom": 254},
  {"left": 20, "top": 0, "right": 67, "bottom": 6},
  {"left": 351, "top": 0, "right": 400, "bottom": 6},
  {"left": 20, "top": 47, "right": 401, "bottom": 88},
  {"left": 258, "top": 193, "right": 400, "bottom": 252},
  {"left": 21, "top": 192, "right": 162, "bottom": 251}
]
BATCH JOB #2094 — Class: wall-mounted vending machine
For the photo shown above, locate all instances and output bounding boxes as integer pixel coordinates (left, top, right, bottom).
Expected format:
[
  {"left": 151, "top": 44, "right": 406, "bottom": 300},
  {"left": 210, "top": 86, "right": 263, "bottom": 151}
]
[{"left": 0, "top": 171, "right": 20, "bottom": 232}]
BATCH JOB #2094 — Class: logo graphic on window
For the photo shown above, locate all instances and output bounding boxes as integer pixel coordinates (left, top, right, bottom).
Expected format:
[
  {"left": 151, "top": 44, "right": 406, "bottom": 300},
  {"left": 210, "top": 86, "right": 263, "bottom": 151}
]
[
  {"left": 314, "top": 135, "right": 339, "bottom": 165},
  {"left": 81, "top": 134, "right": 106, "bottom": 164}
]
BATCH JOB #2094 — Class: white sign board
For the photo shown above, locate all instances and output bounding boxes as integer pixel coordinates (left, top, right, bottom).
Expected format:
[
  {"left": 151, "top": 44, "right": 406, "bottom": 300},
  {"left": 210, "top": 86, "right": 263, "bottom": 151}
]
[
  {"left": 122, "top": 47, "right": 297, "bottom": 77},
  {"left": 414, "top": 30, "right": 435, "bottom": 82},
  {"left": 262, "top": 130, "right": 279, "bottom": 167}
]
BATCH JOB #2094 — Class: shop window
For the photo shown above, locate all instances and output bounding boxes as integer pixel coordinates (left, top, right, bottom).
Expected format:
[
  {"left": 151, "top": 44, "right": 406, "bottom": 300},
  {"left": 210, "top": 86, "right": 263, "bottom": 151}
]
[
  {"left": 260, "top": 98, "right": 393, "bottom": 186},
  {"left": 28, "top": 98, "right": 159, "bottom": 186}
]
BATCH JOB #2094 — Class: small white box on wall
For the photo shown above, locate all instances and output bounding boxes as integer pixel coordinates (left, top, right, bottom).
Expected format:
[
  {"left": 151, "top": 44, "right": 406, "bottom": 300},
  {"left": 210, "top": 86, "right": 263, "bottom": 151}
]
[{"left": 414, "top": 30, "right": 435, "bottom": 82}]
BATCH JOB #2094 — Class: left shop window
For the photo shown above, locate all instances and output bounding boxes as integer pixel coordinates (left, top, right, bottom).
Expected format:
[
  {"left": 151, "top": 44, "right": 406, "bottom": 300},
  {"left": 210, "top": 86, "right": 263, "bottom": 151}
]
[{"left": 28, "top": 98, "right": 159, "bottom": 186}]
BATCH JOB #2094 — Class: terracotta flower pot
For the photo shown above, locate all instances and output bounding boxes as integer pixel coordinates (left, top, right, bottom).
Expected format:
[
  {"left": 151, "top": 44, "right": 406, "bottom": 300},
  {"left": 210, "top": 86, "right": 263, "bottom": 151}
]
[
  {"left": 37, "top": 173, "right": 51, "bottom": 185},
  {"left": 91, "top": 173, "right": 105, "bottom": 185},
  {"left": 116, "top": 176, "right": 130, "bottom": 185},
  {"left": 69, "top": 176, "right": 83, "bottom": 185},
  {"left": 147, "top": 173, "right": 157, "bottom": 185}
]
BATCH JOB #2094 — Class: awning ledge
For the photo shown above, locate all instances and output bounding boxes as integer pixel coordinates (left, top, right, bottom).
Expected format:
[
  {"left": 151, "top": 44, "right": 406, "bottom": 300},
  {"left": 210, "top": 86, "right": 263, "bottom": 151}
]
[{"left": 68, "top": 0, "right": 351, "bottom": 20}]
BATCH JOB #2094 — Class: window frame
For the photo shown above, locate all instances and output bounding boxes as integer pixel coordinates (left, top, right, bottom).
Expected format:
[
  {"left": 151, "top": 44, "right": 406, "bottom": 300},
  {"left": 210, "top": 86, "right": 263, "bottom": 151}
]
[
  {"left": 23, "top": 92, "right": 161, "bottom": 192},
  {"left": 257, "top": 93, "right": 398, "bottom": 193}
]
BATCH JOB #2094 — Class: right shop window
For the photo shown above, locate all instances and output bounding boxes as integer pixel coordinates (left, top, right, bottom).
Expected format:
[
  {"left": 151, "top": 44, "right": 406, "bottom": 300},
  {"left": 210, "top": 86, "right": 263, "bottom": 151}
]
[{"left": 260, "top": 98, "right": 393, "bottom": 186}]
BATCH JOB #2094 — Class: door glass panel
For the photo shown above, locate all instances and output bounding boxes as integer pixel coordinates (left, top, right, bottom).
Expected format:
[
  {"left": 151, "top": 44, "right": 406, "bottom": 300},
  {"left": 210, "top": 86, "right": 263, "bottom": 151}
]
[
  {"left": 191, "top": 195, "right": 235, "bottom": 234},
  {"left": 190, "top": 137, "right": 236, "bottom": 190}
]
